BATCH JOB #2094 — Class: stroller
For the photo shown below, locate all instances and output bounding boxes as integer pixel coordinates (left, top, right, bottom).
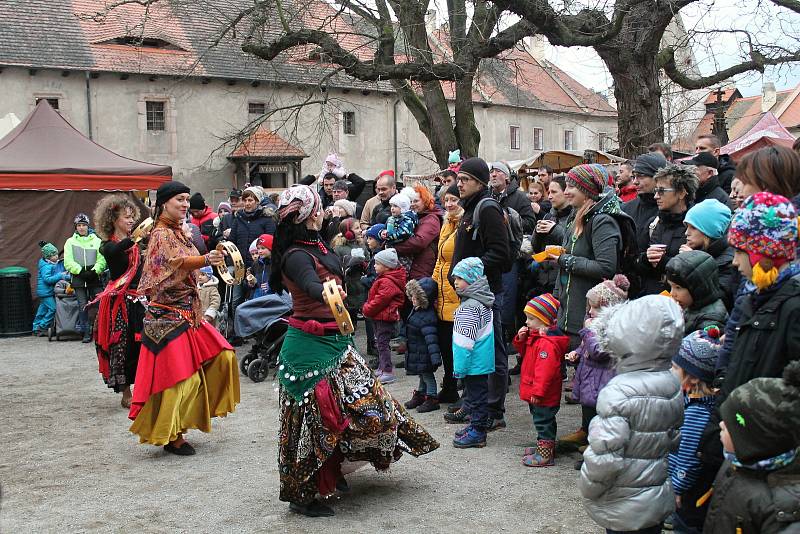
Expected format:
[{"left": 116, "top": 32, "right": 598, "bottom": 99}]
[
  {"left": 234, "top": 293, "right": 292, "bottom": 383},
  {"left": 48, "top": 279, "right": 81, "bottom": 341}
]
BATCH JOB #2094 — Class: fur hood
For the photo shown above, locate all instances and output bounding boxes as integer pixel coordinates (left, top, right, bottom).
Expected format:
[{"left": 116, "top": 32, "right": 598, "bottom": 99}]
[
  {"left": 591, "top": 294, "right": 684, "bottom": 374},
  {"left": 406, "top": 277, "right": 437, "bottom": 310}
]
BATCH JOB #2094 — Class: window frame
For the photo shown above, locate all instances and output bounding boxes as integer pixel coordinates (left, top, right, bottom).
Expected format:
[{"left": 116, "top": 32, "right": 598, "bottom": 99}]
[
  {"left": 532, "top": 127, "right": 544, "bottom": 151},
  {"left": 510, "top": 125, "right": 521, "bottom": 151},
  {"left": 564, "top": 129, "right": 575, "bottom": 150},
  {"left": 35, "top": 97, "right": 60, "bottom": 110},
  {"left": 248, "top": 101, "right": 266, "bottom": 117},
  {"left": 599, "top": 132, "right": 610, "bottom": 151},
  {"left": 145, "top": 100, "right": 166, "bottom": 131},
  {"left": 342, "top": 110, "right": 356, "bottom": 136}
]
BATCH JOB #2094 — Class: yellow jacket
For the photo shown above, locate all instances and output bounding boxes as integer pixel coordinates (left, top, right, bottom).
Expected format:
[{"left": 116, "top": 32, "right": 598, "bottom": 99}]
[{"left": 431, "top": 209, "right": 462, "bottom": 322}]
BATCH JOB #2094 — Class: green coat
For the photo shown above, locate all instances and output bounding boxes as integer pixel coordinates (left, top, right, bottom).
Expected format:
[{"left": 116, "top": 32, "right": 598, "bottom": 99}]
[{"left": 63, "top": 232, "right": 106, "bottom": 288}]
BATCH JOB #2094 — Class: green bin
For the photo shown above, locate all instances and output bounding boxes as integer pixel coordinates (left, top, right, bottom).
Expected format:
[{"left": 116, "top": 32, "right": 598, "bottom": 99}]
[{"left": 0, "top": 266, "right": 33, "bottom": 337}]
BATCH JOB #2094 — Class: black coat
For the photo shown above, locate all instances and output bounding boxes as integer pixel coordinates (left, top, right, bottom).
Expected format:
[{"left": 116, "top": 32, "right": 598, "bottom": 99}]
[
  {"left": 404, "top": 277, "right": 442, "bottom": 374},
  {"left": 706, "top": 237, "right": 736, "bottom": 310},
  {"left": 494, "top": 180, "right": 537, "bottom": 234},
  {"left": 319, "top": 173, "right": 367, "bottom": 209},
  {"left": 635, "top": 210, "right": 687, "bottom": 296},
  {"left": 717, "top": 155, "right": 736, "bottom": 194},
  {"left": 229, "top": 206, "right": 276, "bottom": 267},
  {"left": 721, "top": 272, "right": 800, "bottom": 401},
  {"left": 696, "top": 177, "right": 733, "bottom": 210},
  {"left": 529, "top": 205, "right": 573, "bottom": 294},
  {"left": 622, "top": 193, "right": 659, "bottom": 255},
  {"left": 449, "top": 187, "right": 510, "bottom": 293}
]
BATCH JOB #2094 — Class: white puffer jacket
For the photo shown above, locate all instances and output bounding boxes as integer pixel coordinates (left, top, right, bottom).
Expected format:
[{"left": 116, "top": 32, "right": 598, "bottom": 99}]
[{"left": 579, "top": 295, "right": 685, "bottom": 531}]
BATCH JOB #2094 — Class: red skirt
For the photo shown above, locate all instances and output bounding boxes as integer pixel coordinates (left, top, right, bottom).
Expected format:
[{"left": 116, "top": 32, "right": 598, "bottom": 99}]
[{"left": 129, "top": 321, "right": 232, "bottom": 420}]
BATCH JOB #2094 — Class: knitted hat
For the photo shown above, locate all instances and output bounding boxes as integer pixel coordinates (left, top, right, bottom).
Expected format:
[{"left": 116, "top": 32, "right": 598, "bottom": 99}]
[
  {"left": 243, "top": 186, "right": 265, "bottom": 203},
  {"left": 566, "top": 164, "right": 609, "bottom": 201},
  {"left": 389, "top": 193, "right": 411, "bottom": 212},
  {"left": 189, "top": 192, "right": 206, "bottom": 210},
  {"left": 217, "top": 201, "right": 232, "bottom": 214},
  {"left": 39, "top": 241, "right": 57, "bottom": 259},
  {"left": 448, "top": 149, "right": 461, "bottom": 164},
  {"left": 586, "top": 274, "right": 630, "bottom": 308},
  {"left": 400, "top": 186, "right": 419, "bottom": 202},
  {"left": 452, "top": 257, "right": 485, "bottom": 284},
  {"left": 377, "top": 169, "right": 395, "bottom": 179},
  {"left": 156, "top": 181, "right": 190, "bottom": 206},
  {"left": 199, "top": 266, "right": 213, "bottom": 276},
  {"left": 249, "top": 239, "right": 258, "bottom": 254},
  {"left": 374, "top": 248, "right": 399, "bottom": 269},
  {"left": 256, "top": 234, "right": 273, "bottom": 250},
  {"left": 720, "top": 361, "right": 800, "bottom": 464},
  {"left": 490, "top": 161, "right": 511, "bottom": 178},
  {"left": 524, "top": 293, "right": 560, "bottom": 326},
  {"left": 728, "top": 192, "right": 797, "bottom": 263},
  {"left": 332, "top": 179, "right": 349, "bottom": 192},
  {"left": 73, "top": 212, "right": 90, "bottom": 226},
  {"left": 445, "top": 183, "right": 460, "bottom": 198},
  {"left": 633, "top": 152, "right": 667, "bottom": 177},
  {"left": 365, "top": 224, "right": 386, "bottom": 243},
  {"left": 459, "top": 157, "right": 490, "bottom": 185},
  {"left": 672, "top": 326, "right": 722, "bottom": 384},
  {"left": 685, "top": 199, "right": 732, "bottom": 240},
  {"left": 334, "top": 199, "right": 356, "bottom": 217}
]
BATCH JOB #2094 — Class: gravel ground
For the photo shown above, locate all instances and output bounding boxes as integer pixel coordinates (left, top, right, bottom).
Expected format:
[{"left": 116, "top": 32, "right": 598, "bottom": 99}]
[{"left": 0, "top": 332, "right": 601, "bottom": 533}]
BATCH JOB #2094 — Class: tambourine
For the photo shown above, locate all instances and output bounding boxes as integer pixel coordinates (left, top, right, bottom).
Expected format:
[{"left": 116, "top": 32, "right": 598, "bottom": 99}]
[
  {"left": 132, "top": 217, "right": 154, "bottom": 243},
  {"left": 322, "top": 279, "right": 354, "bottom": 335},
  {"left": 215, "top": 241, "right": 245, "bottom": 285}
]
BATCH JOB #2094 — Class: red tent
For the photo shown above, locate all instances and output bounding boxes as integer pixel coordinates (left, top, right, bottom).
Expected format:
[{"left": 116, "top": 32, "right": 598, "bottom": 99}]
[
  {"left": 721, "top": 112, "right": 796, "bottom": 161},
  {"left": 0, "top": 100, "right": 171, "bottom": 291}
]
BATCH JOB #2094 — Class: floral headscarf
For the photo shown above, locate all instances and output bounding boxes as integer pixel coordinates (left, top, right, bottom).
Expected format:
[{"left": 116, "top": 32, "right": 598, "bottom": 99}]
[{"left": 277, "top": 184, "right": 321, "bottom": 223}]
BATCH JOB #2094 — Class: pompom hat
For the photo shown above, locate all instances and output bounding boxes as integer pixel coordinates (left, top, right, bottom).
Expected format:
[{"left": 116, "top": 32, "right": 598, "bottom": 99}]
[
  {"left": 524, "top": 293, "right": 560, "bottom": 326},
  {"left": 672, "top": 327, "right": 722, "bottom": 384},
  {"left": 566, "top": 164, "right": 609, "bottom": 201},
  {"left": 39, "top": 241, "right": 58, "bottom": 258},
  {"left": 728, "top": 191, "right": 797, "bottom": 262},
  {"left": 586, "top": 274, "right": 630, "bottom": 308}
]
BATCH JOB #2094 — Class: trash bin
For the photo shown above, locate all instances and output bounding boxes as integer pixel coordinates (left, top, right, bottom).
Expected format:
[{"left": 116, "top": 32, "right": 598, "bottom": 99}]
[{"left": 0, "top": 266, "right": 33, "bottom": 337}]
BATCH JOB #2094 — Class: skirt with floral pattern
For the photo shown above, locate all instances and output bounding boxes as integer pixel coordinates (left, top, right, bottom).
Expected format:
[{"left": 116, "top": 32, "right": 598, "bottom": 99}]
[{"left": 278, "top": 346, "right": 439, "bottom": 504}]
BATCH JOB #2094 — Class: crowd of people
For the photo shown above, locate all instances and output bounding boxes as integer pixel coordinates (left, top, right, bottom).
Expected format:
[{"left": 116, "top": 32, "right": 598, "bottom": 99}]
[{"left": 31, "top": 138, "right": 800, "bottom": 530}]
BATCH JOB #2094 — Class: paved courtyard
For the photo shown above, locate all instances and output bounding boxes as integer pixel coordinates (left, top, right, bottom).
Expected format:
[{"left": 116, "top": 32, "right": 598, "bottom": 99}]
[{"left": 0, "top": 332, "right": 599, "bottom": 533}]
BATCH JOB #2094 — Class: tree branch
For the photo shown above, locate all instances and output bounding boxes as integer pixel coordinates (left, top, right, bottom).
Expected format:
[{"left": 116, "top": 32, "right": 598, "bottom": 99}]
[{"left": 769, "top": 0, "right": 800, "bottom": 14}]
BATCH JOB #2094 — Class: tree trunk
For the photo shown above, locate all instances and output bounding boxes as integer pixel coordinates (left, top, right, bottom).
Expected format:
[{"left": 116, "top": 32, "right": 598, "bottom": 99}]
[{"left": 454, "top": 73, "right": 481, "bottom": 158}]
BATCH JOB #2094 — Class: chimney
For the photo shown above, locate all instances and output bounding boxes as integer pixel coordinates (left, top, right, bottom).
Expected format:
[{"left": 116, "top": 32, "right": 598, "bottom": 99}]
[
  {"left": 425, "top": 9, "right": 437, "bottom": 34},
  {"left": 762, "top": 81, "right": 777, "bottom": 113},
  {"left": 523, "top": 35, "right": 547, "bottom": 61}
]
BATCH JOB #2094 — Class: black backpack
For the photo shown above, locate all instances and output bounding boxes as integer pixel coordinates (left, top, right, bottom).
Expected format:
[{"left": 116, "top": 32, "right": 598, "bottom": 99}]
[
  {"left": 583, "top": 210, "right": 640, "bottom": 283},
  {"left": 471, "top": 197, "right": 523, "bottom": 272}
]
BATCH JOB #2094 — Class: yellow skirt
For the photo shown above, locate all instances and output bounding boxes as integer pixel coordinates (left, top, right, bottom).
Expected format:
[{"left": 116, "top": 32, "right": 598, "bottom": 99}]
[{"left": 129, "top": 350, "right": 240, "bottom": 445}]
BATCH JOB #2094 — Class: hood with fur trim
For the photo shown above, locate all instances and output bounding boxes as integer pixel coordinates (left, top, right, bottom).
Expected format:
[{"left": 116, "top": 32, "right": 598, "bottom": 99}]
[{"left": 406, "top": 277, "right": 437, "bottom": 310}]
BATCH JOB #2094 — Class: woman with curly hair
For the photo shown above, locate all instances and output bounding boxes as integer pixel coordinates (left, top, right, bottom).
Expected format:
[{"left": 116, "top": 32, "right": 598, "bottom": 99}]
[
  {"left": 92, "top": 194, "right": 146, "bottom": 408},
  {"left": 393, "top": 183, "right": 442, "bottom": 280}
]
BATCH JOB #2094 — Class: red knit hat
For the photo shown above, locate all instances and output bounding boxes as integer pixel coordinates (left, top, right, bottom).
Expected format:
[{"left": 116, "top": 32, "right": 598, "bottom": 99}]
[{"left": 257, "top": 234, "right": 273, "bottom": 250}]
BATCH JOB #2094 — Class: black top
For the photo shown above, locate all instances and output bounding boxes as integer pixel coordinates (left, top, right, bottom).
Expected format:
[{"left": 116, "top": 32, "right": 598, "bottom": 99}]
[
  {"left": 282, "top": 242, "right": 344, "bottom": 302},
  {"left": 100, "top": 238, "right": 141, "bottom": 287}
]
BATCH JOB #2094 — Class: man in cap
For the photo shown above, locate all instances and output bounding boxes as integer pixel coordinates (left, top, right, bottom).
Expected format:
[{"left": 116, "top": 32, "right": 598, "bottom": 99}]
[
  {"left": 489, "top": 161, "right": 536, "bottom": 233},
  {"left": 683, "top": 151, "right": 732, "bottom": 209},
  {"left": 695, "top": 133, "right": 736, "bottom": 193}
]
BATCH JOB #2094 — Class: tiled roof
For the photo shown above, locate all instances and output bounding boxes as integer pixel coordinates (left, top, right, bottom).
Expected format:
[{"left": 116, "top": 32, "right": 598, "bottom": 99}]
[
  {"left": 229, "top": 127, "right": 307, "bottom": 159},
  {"left": 0, "top": 0, "right": 615, "bottom": 118}
]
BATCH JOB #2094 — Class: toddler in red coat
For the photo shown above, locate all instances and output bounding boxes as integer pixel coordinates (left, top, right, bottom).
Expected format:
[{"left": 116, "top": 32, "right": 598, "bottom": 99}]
[
  {"left": 513, "top": 293, "right": 569, "bottom": 467},
  {"left": 362, "top": 248, "right": 407, "bottom": 384}
]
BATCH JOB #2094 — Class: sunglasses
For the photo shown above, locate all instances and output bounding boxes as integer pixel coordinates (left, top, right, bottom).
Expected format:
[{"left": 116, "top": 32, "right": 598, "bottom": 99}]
[{"left": 653, "top": 187, "right": 676, "bottom": 195}]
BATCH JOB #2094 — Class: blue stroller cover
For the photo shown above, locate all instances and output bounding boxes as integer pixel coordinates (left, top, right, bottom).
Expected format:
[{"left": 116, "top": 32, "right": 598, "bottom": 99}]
[{"left": 234, "top": 292, "right": 293, "bottom": 338}]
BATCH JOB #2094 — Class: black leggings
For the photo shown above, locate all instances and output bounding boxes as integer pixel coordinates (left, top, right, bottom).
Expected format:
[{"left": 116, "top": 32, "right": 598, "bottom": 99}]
[{"left": 581, "top": 405, "right": 598, "bottom": 432}]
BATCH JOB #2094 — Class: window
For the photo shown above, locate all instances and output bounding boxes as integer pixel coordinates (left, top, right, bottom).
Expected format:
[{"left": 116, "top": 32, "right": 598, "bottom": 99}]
[
  {"left": 533, "top": 127, "right": 543, "bottom": 150},
  {"left": 146, "top": 101, "right": 166, "bottom": 131},
  {"left": 36, "top": 97, "right": 59, "bottom": 110},
  {"left": 248, "top": 102, "right": 266, "bottom": 116},
  {"left": 342, "top": 111, "right": 355, "bottom": 135},
  {"left": 564, "top": 129, "right": 575, "bottom": 150},
  {"left": 510, "top": 125, "right": 520, "bottom": 150}
]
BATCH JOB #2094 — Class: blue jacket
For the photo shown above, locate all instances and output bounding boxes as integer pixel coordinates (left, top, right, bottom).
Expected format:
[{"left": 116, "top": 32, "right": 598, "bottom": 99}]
[
  {"left": 36, "top": 258, "right": 66, "bottom": 297},
  {"left": 251, "top": 257, "right": 272, "bottom": 299},
  {"left": 452, "top": 275, "right": 495, "bottom": 377},
  {"left": 229, "top": 205, "right": 276, "bottom": 268},
  {"left": 385, "top": 211, "right": 418, "bottom": 245},
  {"left": 404, "top": 277, "right": 442, "bottom": 374}
]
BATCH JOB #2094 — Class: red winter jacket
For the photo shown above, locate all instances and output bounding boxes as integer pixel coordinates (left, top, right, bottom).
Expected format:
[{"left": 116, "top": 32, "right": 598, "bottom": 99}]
[
  {"left": 362, "top": 267, "right": 407, "bottom": 322},
  {"left": 191, "top": 207, "right": 218, "bottom": 245},
  {"left": 514, "top": 329, "right": 570, "bottom": 407},
  {"left": 618, "top": 184, "right": 638, "bottom": 203},
  {"left": 393, "top": 209, "right": 442, "bottom": 280}
]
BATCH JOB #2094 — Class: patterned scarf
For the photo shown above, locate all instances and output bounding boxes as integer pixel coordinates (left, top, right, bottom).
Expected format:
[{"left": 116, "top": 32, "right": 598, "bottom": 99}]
[{"left": 725, "top": 447, "right": 798, "bottom": 472}]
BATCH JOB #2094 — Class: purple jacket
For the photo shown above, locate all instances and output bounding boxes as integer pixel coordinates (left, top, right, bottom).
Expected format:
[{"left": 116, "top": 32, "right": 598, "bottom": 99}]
[{"left": 571, "top": 326, "right": 615, "bottom": 407}]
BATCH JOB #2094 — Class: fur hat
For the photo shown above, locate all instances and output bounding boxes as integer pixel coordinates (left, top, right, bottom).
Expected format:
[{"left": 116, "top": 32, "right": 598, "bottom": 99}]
[
  {"left": 452, "top": 257, "right": 485, "bottom": 284},
  {"left": 566, "top": 164, "right": 609, "bottom": 201},
  {"left": 720, "top": 361, "right": 800, "bottom": 463},
  {"left": 672, "top": 326, "right": 722, "bottom": 384},
  {"left": 586, "top": 274, "right": 630, "bottom": 308},
  {"left": 524, "top": 293, "right": 560, "bottom": 326},
  {"left": 374, "top": 248, "right": 399, "bottom": 269},
  {"left": 459, "top": 158, "right": 490, "bottom": 185},
  {"left": 389, "top": 193, "right": 411, "bottom": 212}
]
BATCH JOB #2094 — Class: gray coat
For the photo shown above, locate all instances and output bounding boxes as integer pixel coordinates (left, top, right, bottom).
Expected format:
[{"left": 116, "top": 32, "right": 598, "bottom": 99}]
[
  {"left": 555, "top": 193, "right": 621, "bottom": 336},
  {"left": 579, "top": 296, "right": 685, "bottom": 531}
]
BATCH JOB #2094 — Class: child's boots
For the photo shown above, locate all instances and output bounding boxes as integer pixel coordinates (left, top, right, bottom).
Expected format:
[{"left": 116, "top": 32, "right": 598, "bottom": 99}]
[{"left": 522, "top": 439, "right": 555, "bottom": 467}]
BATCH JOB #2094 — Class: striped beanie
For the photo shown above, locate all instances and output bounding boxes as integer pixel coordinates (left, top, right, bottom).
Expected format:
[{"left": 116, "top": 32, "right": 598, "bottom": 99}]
[
  {"left": 728, "top": 192, "right": 797, "bottom": 263},
  {"left": 566, "top": 164, "right": 609, "bottom": 201},
  {"left": 452, "top": 257, "right": 485, "bottom": 284},
  {"left": 524, "top": 293, "right": 560, "bottom": 326}
]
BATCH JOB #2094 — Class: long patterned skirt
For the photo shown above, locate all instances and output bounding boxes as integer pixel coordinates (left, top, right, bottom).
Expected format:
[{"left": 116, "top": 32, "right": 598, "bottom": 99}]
[{"left": 278, "top": 346, "right": 439, "bottom": 504}]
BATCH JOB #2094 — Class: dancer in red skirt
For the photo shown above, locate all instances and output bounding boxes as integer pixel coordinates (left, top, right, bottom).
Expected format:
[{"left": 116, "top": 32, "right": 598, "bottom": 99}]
[{"left": 129, "top": 181, "right": 240, "bottom": 455}]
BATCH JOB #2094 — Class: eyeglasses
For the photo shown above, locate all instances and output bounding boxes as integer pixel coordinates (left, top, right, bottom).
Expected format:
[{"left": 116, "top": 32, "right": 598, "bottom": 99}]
[
  {"left": 653, "top": 187, "right": 676, "bottom": 195},
  {"left": 537, "top": 173, "right": 548, "bottom": 177},
  {"left": 457, "top": 175, "right": 474, "bottom": 183}
]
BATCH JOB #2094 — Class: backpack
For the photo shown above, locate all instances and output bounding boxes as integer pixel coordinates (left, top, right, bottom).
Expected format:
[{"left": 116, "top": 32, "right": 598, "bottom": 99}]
[
  {"left": 471, "top": 197, "right": 524, "bottom": 271},
  {"left": 583, "top": 210, "right": 640, "bottom": 282}
]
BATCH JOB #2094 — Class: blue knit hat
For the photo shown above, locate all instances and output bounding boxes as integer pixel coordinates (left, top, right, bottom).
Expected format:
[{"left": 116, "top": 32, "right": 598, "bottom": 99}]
[
  {"left": 452, "top": 257, "right": 485, "bottom": 284},
  {"left": 685, "top": 199, "right": 732, "bottom": 240},
  {"left": 199, "top": 266, "right": 213, "bottom": 276},
  {"left": 366, "top": 224, "right": 386, "bottom": 243},
  {"left": 672, "top": 326, "right": 722, "bottom": 384}
]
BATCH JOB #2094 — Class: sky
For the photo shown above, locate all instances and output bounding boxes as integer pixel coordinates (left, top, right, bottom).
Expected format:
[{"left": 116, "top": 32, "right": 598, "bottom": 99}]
[{"left": 542, "top": 0, "right": 800, "bottom": 98}]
